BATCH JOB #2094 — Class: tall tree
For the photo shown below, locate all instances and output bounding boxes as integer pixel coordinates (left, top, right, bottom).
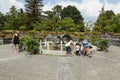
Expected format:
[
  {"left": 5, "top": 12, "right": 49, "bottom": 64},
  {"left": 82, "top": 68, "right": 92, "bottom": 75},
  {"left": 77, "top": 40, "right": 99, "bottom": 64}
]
[
  {"left": 61, "top": 5, "right": 84, "bottom": 24},
  {"left": 0, "top": 12, "right": 6, "bottom": 30},
  {"left": 52, "top": 5, "right": 62, "bottom": 20},
  {"left": 3, "top": 6, "right": 26, "bottom": 30},
  {"left": 15, "top": 8, "right": 27, "bottom": 30},
  {"left": 111, "top": 14, "right": 120, "bottom": 33},
  {"left": 95, "top": 9, "right": 115, "bottom": 32},
  {"left": 43, "top": 5, "right": 62, "bottom": 32},
  {"left": 4, "top": 6, "right": 18, "bottom": 29},
  {"left": 25, "top": 0, "right": 43, "bottom": 29},
  {"left": 61, "top": 5, "right": 84, "bottom": 32},
  {"left": 39, "top": 14, "right": 59, "bottom": 31}
]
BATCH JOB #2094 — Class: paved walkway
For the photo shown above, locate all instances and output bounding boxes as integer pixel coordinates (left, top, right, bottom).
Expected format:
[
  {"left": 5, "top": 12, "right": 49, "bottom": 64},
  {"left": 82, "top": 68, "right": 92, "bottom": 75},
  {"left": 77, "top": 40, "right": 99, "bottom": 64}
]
[{"left": 0, "top": 44, "right": 120, "bottom": 80}]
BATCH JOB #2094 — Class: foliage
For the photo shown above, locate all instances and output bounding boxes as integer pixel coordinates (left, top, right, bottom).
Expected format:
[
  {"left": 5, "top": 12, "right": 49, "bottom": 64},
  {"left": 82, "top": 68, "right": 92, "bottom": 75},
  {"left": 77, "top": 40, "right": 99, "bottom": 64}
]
[
  {"left": 58, "top": 17, "right": 75, "bottom": 32},
  {"left": 77, "top": 32, "right": 85, "bottom": 39},
  {"left": 1, "top": 3, "right": 120, "bottom": 34},
  {"left": 32, "top": 21, "right": 43, "bottom": 31},
  {"left": 28, "top": 29, "right": 36, "bottom": 36},
  {"left": 25, "top": 0, "right": 43, "bottom": 29},
  {"left": 52, "top": 5, "right": 62, "bottom": 20},
  {"left": 0, "top": 12, "right": 6, "bottom": 30},
  {"left": 38, "top": 36, "right": 44, "bottom": 41},
  {"left": 90, "top": 38, "right": 98, "bottom": 46},
  {"left": 43, "top": 11, "right": 60, "bottom": 31},
  {"left": 45, "top": 19, "right": 58, "bottom": 31},
  {"left": 95, "top": 9, "right": 120, "bottom": 33},
  {"left": 19, "top": 26, "right": 26, "bottom": 31},
  {"left": 23, "top": 37, "right": 39, "bottom": 54},
  {"left": 61, "top": 5, "right": 84, "bottom": 24},
  {"left": 3, "top": 6, "right": 27, "bottom": 30},
  {"left": 61, "top": 5, "right": 84, "bottom": 32},
  {"left": 91, "top": 31, "right": 101, "bottom": 39},
  {"left": 4, "top": 6, "right": 18, "bottom": 29},
  {"left": 97, "top": 39, "right": 109, "bottom": 51}
]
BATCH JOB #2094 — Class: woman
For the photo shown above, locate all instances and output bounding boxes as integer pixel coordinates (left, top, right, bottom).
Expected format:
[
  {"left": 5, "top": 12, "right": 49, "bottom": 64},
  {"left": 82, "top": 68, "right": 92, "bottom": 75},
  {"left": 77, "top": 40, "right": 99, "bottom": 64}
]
[
  {"left": 65, "top": 38, "right": 74, "bottom": 56},
  {"left": 12, "top": 31, "right": 20, "bottom": 53}
]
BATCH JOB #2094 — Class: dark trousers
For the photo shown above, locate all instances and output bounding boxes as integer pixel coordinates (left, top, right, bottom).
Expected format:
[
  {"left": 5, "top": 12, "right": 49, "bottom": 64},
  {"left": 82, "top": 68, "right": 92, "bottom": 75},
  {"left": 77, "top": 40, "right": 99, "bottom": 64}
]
[{"left": 76, "top": 50, "right": 80, "bottom": 56}]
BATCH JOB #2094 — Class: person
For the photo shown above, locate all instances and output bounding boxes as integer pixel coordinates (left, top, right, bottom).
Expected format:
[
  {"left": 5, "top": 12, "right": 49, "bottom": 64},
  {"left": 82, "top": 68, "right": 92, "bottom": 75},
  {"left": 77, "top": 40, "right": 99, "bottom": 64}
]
[
  {"left": 82, "top": 39, "right": 89, "bottom": 56},
  {"left": 75, "top": 43, "right": 81, "bottom": 56},
  {"left": 82, "top": 39, "right": 95, "bottom": 58},
  {"left": 87, "top": 45, "right": 93, "bottom": 58},
  {"left": 65, "top": 38, "right": 74, "bottom": 56},
  {"left": 12, "top": 31, "right": 20, "bottom": 53}
]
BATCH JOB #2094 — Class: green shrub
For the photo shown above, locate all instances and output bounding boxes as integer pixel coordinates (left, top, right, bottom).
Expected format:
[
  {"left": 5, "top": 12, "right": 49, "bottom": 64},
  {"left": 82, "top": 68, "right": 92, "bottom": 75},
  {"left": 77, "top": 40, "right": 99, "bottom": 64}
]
[
  {"left": 98, "top": 39, "right": 109, "bottom": 51},
  {"left": 91, "top": 38, "right": 98, "bottom": 45},
  {"left": 23, "top": 37, "right": 39, "bottom": 54}
]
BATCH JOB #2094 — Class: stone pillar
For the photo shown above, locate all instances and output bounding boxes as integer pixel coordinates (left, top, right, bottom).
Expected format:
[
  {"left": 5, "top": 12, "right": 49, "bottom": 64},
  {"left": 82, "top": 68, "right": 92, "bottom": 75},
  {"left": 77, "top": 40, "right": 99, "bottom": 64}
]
[{"left": 47, "top": 42, "right": 49, "bottom": 51}]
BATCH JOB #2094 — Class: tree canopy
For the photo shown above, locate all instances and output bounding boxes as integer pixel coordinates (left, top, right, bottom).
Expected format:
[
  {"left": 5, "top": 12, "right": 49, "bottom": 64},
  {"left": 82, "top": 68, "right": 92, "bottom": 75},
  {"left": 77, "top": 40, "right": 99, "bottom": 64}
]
[
  {"left": 0, "top": 3, "right": 120, "bottom": 34},
  {"left": 94, "top": 9, "right": 120, "bottom": 33},
  {"left": 61, "top": 5, "right": 84, "bottom": 24},
  {"left": 25, "top": 0, "right": 43, "bottom": 29}
]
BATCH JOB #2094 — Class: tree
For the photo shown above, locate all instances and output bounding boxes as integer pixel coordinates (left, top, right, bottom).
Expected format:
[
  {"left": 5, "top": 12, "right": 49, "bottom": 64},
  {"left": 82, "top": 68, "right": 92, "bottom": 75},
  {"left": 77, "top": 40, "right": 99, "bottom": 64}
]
[
  {"left": 25, "top": 0, "right": 43, "bottom": 29},
  {"left": 58, "top": 17, "right": 75, "bottom": 32},
  {"left": 115, "top": 14, "right": 120, "bottom": 33},
  {"left": 52, "top": 5, "right": 62, "bottom": 20},
  {"left": 43, "top": 6, "right": 62, "bottom": 31},
  {"left": 95, "top": 10, "right": 115, "bottom": 32},
  {"left": 61, "top": 5, "right": 84, "bottom": 25},
  {"left": 16, "top": 8, "right": 27, "bottom": 30},
  {"left": 4, "top": 6, "right": 18, "bottom": 29},
  {"left": 43, "top": 5, "right": 85, "bottom": 32},
  {"left": 61, "top": 5, "right": 84, "bottom": 32},
  {"left": 0, "top": 12, "right": 6, "bottom": 30},
  {"left": 3, "top": 6, "right": 26, "bottom": 30},
  {"left": 111, "top": 14, "right": 120, "bottom": 33}
]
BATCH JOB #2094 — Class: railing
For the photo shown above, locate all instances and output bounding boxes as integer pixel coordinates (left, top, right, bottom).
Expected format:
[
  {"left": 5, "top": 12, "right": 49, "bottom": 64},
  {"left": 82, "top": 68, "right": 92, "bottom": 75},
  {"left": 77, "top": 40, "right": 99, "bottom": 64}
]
[
  {"left": 0, "top": 38, "right": 12, "bottom": 45},
  {"left": 39, "top": 41, "right": 65, "bottom": 51},
  {"left": 39, "top": 40, "right": 66, "bottom": 55}
]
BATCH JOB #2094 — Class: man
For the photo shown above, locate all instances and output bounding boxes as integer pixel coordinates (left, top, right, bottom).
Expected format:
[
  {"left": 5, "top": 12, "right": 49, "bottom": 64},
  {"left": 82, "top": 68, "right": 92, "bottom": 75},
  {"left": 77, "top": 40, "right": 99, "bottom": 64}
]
[{"left": 82, "top": 39, "right": 89, "bottom": 56}]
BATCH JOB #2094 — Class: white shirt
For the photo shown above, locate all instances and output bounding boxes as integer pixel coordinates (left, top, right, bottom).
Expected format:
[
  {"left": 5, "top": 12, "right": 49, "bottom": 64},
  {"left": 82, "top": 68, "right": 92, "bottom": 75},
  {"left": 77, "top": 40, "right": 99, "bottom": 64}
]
[
  {"left": 65, "top": 40, "right": 73, "bottom": 47},
  {"left": 76, "top": 45, "right": 80, "bottom": 51}
]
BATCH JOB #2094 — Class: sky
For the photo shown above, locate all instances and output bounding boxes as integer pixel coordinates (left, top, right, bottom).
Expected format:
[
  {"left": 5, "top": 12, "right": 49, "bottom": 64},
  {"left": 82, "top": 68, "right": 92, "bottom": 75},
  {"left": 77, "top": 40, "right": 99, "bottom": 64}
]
[{"left": 0, "top": 0, "right": 120, "bottom": 22}]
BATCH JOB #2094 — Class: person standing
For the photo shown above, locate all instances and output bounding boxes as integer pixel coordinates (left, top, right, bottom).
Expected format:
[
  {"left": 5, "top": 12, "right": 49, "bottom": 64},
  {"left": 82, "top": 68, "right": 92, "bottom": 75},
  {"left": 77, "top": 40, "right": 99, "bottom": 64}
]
[
  {"left": 12, "top": 31, "right": 20, "bottom": 53},
  {"left": 75, "top": 43, "right": 81, "bottom": 56}
]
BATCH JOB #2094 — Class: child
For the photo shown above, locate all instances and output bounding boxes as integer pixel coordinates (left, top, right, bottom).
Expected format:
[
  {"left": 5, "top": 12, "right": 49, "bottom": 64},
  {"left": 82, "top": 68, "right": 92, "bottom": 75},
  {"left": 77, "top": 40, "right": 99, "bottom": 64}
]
[{"left": 75, "top": 43, "right": 81, "bottom": 56}]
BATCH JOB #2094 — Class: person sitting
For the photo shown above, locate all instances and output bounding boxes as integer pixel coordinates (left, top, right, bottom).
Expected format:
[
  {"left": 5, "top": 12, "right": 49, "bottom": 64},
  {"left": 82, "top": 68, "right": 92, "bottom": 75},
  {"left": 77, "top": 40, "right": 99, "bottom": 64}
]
[{"left": 87, "top": 45, "right": 93, "bottom": 58}]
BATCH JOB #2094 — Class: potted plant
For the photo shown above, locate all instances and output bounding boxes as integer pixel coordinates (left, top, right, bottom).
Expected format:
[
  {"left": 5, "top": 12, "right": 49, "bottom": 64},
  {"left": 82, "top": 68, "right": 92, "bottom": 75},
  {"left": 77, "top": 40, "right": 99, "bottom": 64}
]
[
  {"left": 23, "top": 37, "right": 39, "bottom": 54},
  {"left": 97, "top": 39, "right": 109, "bottom": 51}
]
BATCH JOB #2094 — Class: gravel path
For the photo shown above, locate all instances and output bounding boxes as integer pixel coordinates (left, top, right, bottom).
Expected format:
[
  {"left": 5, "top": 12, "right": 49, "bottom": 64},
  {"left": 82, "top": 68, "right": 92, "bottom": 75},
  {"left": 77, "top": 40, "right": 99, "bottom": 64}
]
[{"left": 0, "top": 44, "right": 120, "bottom": 80}]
